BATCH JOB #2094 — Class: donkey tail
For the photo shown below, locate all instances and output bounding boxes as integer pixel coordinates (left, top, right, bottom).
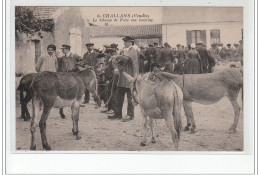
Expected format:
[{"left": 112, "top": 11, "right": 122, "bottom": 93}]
[{"left": 172, "top": 83, "right": 183, "bottom": 140}]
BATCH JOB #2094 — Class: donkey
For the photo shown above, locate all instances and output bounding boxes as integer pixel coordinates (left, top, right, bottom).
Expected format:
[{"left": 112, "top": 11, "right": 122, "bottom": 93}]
[
  {"left": 17, "top": 70, "right": 101, "bottom": 121},
  {"left": 123, "top": 72, "right": 183, "bottom": 148},
  {"left": 150, "top": 68, "right": 243, "bottom": 134},
  {"left": 29, "top": 68, "right": 100, "bottom": 150}
]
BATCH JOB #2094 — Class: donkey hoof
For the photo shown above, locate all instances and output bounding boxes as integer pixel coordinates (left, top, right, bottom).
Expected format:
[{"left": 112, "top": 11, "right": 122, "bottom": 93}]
[
  {"left": 151, "top": 138, "right": 156, "bottom": 143},
  {"left": 61, "top": 115, "right": 66, "bottom": 119},
  {"left": 72, "top": 129, "right": 77, "bottom": 135},
  {"left": 76, "top": 135, "right": 81, "bottom": 140},
  {"left": 229, "top": 128, "right": 236, "bottom": 134},
  {"left": 30, "top": 145, "right": 36, "bottom": 150},
  {"left": 189, "top": 128, "right": 196, "bottom": 134},
  {"left": 140, "top": 142, "right": 146, "bottom": 146},
  {"left": 43, "top": 145, "right": 51, "bottom": 150},
  {"left": 183, "top": 126, "right": 190, "bottom": 131}
]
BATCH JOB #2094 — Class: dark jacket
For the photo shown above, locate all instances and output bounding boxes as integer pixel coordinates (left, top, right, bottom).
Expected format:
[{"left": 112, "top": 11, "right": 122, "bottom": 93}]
[
  {"left": 196, "top": 45, "right": 209, "bottom": 68},
  {"left": 159, "top": 47, "right": 174, "bottom": 65},
  {"left": 116, "top": 46, "right": 139, "bottom": 88},
  {"left": 58, "top": 52, "right": 82, "bottom": 72},
  {"left": 83, "top": 50, "right": 98, "bottom": 66}
]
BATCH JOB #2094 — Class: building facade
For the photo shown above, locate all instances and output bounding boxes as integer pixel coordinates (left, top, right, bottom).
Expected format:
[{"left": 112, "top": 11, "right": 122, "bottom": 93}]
[
  {"left": 15, "top": 7, "right": 90, "bottom": 75},
  {"left": 88, "top": 24, "right": 162, "bottom": 50},
  {"left": 161, "top": 7, "right": 243, "bottom": 49}
]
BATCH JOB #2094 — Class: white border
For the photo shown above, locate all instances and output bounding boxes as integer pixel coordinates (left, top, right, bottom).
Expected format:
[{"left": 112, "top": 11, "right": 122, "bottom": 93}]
[{"left": 5, "top": 0, "right": 256, "bottom": 174}]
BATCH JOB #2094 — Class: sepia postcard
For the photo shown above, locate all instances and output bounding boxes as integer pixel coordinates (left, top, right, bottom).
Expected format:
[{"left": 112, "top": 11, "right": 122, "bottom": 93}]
[{"left": 5, "top": 0, "right": 256, "bottom": 174}]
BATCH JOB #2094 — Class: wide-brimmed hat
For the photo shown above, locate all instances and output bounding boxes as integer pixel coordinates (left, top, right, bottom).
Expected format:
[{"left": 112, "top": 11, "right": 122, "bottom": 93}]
[
  {"left": 191, "top": 43, "right": 196, "bottom": 48},
  {"left": 122, "top": 36, "right": 134, "bottom": 42},
  {"left": 110, "top": 43, "right": 118, "bottom": 48},
  {"left": 196, "top": 40, "right": 204, "bottom": 45},
  {"left": 61, "top": 44, "right": 71, "bottom": 50}
]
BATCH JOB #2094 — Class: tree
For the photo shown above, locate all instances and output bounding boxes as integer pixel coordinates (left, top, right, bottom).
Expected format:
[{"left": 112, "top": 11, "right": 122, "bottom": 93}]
[{"left": 15, "top": 6, "right": 54, "bottom": 36}]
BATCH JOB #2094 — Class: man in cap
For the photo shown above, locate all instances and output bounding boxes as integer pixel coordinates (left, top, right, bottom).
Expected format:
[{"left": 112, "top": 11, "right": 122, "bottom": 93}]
[
  {"left": 108, "top": 36, "right": 139, "bottom": 122},
  {"left": 175, "top": 44, "right": 186, "bottom": 74},
  {"left": 36, "top": 44, "right": 58, "bottom": 72},
  {"left": 145, "top": 43, "right": 159, "bottom": 71},
  {"left": 58, "top": 44, "right": 82, "bottom": 73},
  {"left": 196, "top": 40, "right": 209, "bottom": 73},
  {"left": 82, "top": 42, "right": 98, "bottom": 103}
]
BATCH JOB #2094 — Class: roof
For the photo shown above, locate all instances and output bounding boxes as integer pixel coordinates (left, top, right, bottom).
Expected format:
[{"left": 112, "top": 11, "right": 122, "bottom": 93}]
[
  {"left": 162, "top": 7, "right": 243, "bottom": 24},
  {"left": 88, "top": 24, "right": 162, "bottom": 38}
]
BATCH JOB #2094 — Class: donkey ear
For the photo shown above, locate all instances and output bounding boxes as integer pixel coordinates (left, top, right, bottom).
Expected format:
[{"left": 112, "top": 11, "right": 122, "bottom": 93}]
[{"left": 123, "top": 72, "right": 134, "bottom": 82}]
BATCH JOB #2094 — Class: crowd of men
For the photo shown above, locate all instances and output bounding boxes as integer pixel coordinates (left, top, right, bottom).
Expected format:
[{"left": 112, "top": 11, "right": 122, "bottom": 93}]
[{"left": 34, "top": 36, "right": 243, "bottom": 122}]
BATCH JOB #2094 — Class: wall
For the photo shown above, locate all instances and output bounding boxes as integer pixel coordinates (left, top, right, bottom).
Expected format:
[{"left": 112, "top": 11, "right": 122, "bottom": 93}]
[
  {"left": 53, "top": 7, "right": 90, "bottom": 56},
  {"left": 162, "top": 22, "right": 243, "bottom": 49},
  {"left": 15, "top": 31, "right": 54, "bottom": 75}
]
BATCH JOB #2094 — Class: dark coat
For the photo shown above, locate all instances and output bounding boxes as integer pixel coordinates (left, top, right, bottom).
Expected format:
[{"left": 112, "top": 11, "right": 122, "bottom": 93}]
[
  {"left": 116, "top": 46, "right": 139, "bottom": 88},
  {"left": 83, "top": 50, "right": 98, "bottom": 66},
  {"left": 196, "top": 45, "right": 209, "bottom": 68},
  {"left": 58, "top": 53, "right": 82, "bottom": 72}
]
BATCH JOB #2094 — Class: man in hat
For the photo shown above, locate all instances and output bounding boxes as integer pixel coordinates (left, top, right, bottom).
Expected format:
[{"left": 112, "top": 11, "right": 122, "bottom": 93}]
[
  {"left": 58, "top": 44, "right": 82, "bottom": 73},
  {"left": 145, "top": 43, "right": 159, "bottom": 71},
  {"left": 238, "top": 40, "right": 243, "bottom": 65},
  {"left": 108, "top": 36, "right": 139, "bottom": 122},
  {"left": 175, "top": 44, "right": 186, "bottom": 74},
  {"left": 196, "top": 40, "right": 209, "bottom": 73},
  {"left": 82, "top": 42, "right": 98, "bottom": 103},
  {"left": 36, "top": 44, "right": 58, "bottom": 72},
  {"left": 226, "top": 44, "right": 234, "bottom": 62}
]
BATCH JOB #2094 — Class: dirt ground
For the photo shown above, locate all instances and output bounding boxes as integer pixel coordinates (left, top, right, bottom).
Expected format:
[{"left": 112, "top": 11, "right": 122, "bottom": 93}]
[{"left": 15, "top": 87, "right": 243, "bottom": 152}]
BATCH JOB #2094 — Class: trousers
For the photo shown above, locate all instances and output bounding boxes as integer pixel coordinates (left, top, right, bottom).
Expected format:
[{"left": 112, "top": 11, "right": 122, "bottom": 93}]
[{"left": 115, "top": 86, "right": 134, "bottom": 117}]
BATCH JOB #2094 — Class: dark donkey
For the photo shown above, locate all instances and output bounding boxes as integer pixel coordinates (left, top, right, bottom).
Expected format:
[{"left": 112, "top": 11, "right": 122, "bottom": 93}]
[
  {"left": 17, "top": 70, "right": 101, "bottom": 121},
  {"left": 29, "top": 68, "right": 101, "bottom": 150}
]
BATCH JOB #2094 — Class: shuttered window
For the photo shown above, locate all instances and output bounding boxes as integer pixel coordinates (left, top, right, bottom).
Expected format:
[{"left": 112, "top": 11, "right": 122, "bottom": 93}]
[
  {"left": 186, "top": 30, "right": 207, "bottom": 46},
  {"left": 210, "top": 29, "right": 220, "bottom": 44}
]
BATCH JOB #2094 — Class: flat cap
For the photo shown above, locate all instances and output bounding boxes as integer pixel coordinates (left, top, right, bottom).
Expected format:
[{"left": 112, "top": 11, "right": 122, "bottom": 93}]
[
  {"left": 61, "top": 44, "right": 71, "bottom": 49},
  {"left": 86, "top": 42, "right": 94, "bottom": 47},
  {"left": 47, "top": 44, "right": 56, "bottom": 50}
]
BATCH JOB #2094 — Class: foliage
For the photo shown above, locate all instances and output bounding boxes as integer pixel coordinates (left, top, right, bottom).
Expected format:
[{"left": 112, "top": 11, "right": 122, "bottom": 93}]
[{"left": 15, "top": 7, "right": 54, "bottom": 35}]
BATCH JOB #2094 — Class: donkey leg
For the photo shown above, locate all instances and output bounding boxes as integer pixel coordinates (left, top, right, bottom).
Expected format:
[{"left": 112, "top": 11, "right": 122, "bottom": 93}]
[
  {"left": 148, "top": 118, "right": 156, "bottom": 143},
  {"left": 23, "top": 93, "right": 32, "bottom": 121},
  {"left": 164, "top": 112, "right": 179, "bottom": 148},
  {"left": 39, "top": 105, "right": 52, "bottom": 150},
  {"left": 30, "top": 95, "right": 41, "bottom": 150},
  {"left": 59, "top": 108, "right": 66, "bottom": 119},
  {"left": 140, "top": 113, "right": 148, "bottom": 146},
  {"left": 71, "top": 101, "right": 81, "bottom": 140},
  {"left": 183, "top": 101, "right": 195, "bottom": 133},
  {"left": 227, "top": 89, "right": 241, "bottom": 134}
]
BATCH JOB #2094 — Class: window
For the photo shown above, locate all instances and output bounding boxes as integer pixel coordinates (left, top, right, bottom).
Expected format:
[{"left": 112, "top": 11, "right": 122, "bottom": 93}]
[
  {"left": 191, "top": 30, "right": 201, "bottom": 44},
  {"left": 210, "top": 29, "right": 220, "bottom": 44},
  {"left": 186, "top": 30, "right": 206, "bottom": 46}
]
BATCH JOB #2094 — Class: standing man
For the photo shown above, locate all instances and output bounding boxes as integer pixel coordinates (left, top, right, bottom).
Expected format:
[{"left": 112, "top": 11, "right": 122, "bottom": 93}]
[
  {"left": 36, "top": 44, "right": 58, "bottom": 72},
  {"left": 226, "top": 44, "right": 234, "bottom": 62},
  {"left": 196, "top": 41, "right": 209, "bottom": 73},
  {"left": 175, "top": 44, "right": 186, "bottom": 74},
  {"left": 238, "top": 40, "right": 243, "bottom": 65},
  {"left": 58, "top": 44, "right": 82, "bottom": 72},
  {"left": 108, "top": 36, "right": 139, "bottom": 122},
  {"left": 82, "top": 42, "right": 98, "bottom": 103},
  {"left": 159, "top": 42, "right": 175, "bottom": 73}
]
